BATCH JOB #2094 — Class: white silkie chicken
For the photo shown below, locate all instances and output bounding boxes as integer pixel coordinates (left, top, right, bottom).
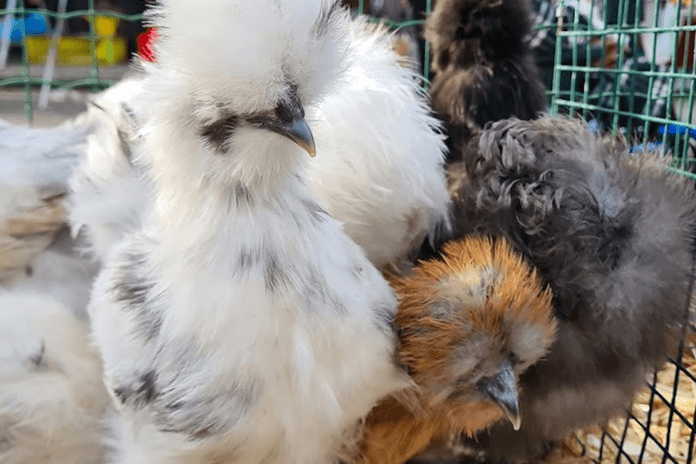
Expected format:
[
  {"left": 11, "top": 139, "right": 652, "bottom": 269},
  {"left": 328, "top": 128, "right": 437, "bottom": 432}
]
[
  {"left": 0, "top": 81, "right": 137, "bottom": 463},
  {"left": 0, "top": 113, "right": 110, "bottom": 463},
  {"left": 88, "top": 1, "right": 410, "bottom": 464}
]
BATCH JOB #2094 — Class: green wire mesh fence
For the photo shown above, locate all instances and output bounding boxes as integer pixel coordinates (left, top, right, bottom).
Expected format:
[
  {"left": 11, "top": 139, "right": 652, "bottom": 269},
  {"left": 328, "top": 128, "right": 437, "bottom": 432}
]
[
  {"left": 0, "top": 0, "right": 145, "bottom": 123},
  {"left": 1, "top": 0, "right": 695, "bottom": 463},
  {"left": 549, "top": 0, "right": 696, "bottom": 180}
]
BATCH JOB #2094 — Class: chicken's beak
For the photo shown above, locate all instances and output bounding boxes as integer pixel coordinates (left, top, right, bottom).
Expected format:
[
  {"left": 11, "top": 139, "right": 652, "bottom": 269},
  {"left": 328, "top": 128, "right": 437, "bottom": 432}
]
[
  {"left": 476, "top": 359, "right": 522, "bottom": 430},
  {"left": 262, "top": 113, "right": 316, "bottom": 157},
  {"left": 278, "top": 117, "right": 316, "bottom": 157}
]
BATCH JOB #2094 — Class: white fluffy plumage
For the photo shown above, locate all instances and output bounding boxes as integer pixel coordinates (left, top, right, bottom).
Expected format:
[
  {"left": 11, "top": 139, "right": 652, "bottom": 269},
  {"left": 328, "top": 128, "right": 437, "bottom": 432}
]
[
  {"left": 0, "top": 113, "right": 97, "bottom": 281},
  {"left": 0, "top": 114, "right": 95, "bottom": 190},
  {"left": 0, "top": 112, "right": 108, "bottom": 460},
  {"left": 88, "top": 1, "right": 411, "bottom": 463},
  {"left": 0, "top": 288, "right": 109, "bottom": 464},
  {"left": 307, "top": 18, "right": 449, "bottom": 269},
  {"left": 68, "top": 76, "right": 153, "bottom": 264}
]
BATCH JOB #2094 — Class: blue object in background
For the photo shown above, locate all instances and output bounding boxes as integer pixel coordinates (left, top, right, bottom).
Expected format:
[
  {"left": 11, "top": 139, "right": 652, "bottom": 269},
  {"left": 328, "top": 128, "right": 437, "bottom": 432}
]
[
  {"left": 0, "top": 13, "right": 50, "bottom": 42},
  {"left": 658, "top": 124, "right": 696, "bottom": 140}
]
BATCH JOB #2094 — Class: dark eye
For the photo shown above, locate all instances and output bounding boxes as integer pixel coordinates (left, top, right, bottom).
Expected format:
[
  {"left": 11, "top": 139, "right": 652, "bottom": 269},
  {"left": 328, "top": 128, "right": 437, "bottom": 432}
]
[{"left": 275, "top": 103, "right": 294, "bottom": 123}]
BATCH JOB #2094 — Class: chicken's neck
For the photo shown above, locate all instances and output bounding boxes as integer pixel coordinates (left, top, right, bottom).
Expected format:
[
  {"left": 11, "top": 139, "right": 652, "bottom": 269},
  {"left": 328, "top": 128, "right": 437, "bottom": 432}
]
[{"left": 148, "top": 134, "right": 318, "bottom": 264}]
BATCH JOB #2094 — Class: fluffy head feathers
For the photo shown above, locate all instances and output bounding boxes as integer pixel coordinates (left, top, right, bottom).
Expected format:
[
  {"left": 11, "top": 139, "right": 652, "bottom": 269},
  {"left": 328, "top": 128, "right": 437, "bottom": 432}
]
[
  {"left": 149, "top": 0, "right": 349, "bottom": 115},
  {"left": 459, "top": 116, "right": 695, "bottom": 337},
  {"left": 141, "top": 0, "right": 359, "bottom": 195},
  {"left": 425, "top": 0, "right": 546, "bottom": 163},
  {"left": 425, "top": 0, "right": 536, "bottom": 74},
  {"left": 392, "top": 237, "right": 555, "bottom": 412},
  {"left": 305, "top": 16, "right": 450, "bottom": 269}
]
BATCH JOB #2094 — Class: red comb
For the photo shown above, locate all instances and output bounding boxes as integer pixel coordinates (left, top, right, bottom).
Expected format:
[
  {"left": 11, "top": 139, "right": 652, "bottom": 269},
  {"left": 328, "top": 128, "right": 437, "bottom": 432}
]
[{"left": 137, "top": 27, "right": 158, "bottom": 63}]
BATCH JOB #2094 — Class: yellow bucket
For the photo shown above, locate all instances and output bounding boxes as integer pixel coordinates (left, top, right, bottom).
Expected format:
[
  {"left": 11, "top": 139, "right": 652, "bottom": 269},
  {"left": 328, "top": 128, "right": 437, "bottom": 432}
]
[
  {"left": 94, "top": 15, "right": 119, "bottom": 37},
  {"left": 26, "top": 36, "right": 126, "bottom": 66}
]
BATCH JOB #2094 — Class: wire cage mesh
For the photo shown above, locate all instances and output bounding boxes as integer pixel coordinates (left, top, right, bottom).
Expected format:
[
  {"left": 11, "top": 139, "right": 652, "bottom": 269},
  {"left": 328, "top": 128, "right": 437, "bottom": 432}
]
[
  {"left": 548, "top": 0, "right": 696, "bottom": 181},
  {"left": 0, "top": 0, "right": 695, "bottom": 463},
  {"left": 0, "top": 0, "right": 145, "bottom": 123}
]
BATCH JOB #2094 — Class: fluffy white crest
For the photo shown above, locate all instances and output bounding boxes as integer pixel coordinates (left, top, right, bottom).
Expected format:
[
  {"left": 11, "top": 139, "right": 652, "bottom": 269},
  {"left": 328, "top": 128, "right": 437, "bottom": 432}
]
[{"left": 150, "top": 0, "right": 349, "bottom": 114}]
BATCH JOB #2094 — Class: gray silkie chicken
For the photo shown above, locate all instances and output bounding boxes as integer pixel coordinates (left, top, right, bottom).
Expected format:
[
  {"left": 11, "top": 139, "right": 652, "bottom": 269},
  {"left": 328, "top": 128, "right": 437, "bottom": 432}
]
[
  {"left": 424, "top": 0, "right": 547, "bottom": 163},
  {"left": 417, "top": 115, "right": 696, "bottom": 463}
]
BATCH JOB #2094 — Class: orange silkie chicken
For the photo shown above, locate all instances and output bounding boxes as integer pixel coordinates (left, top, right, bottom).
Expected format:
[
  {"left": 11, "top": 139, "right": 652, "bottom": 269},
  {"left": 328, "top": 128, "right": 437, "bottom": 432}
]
[{"left": 354, "top": 236, "right": 557, "bottom": 464}]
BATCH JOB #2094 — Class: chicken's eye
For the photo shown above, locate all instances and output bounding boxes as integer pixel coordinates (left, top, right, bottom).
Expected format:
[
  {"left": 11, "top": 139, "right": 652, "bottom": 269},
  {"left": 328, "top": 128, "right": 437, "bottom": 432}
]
[
  {"left": 275, "top": 97, "right": 304, "bottom": 123},
  {"left": 275, "top": 103, "right": 295, "bottom": 124}
]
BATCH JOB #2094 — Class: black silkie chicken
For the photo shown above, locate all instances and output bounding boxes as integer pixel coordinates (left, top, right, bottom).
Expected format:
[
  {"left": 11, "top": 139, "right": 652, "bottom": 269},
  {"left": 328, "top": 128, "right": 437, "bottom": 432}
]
[
  {"left": 419, "top": 116, "right": 696, "bottom": 463},
  {"left": 425, "top": 0, "right": 547, "bottom": 163}
]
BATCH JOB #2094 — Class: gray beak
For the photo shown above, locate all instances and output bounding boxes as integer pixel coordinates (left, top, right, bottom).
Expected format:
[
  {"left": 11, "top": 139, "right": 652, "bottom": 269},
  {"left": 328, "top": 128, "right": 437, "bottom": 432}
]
[
  {"left": 272, "top": 117, "right": 316, "bottom": 158},
  {"left": 476, "top": 358, "right": 522, "bottom": 430},
  {"left": 260, "top": 97, "right": 317, "bottom": 157}
]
